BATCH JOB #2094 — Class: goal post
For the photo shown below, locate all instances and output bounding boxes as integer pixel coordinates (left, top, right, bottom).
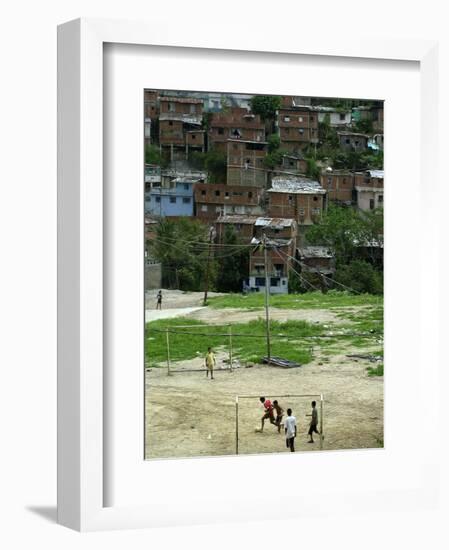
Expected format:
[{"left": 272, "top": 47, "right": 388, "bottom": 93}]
[
  {"left": 164, "top": 323, "right": 234, "bottom": 375},
  {"left": 235, "top": 393, "right": 324, "bottom": 454}
]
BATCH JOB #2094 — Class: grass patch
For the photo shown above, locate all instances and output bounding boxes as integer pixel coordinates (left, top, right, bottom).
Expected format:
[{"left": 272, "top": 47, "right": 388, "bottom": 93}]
[
  {"left": 367, "top": 363, "right": 384, "bottom": 377},
  {"left": 208, "top": 290, "right": 382, "bottom": 311},
  {"left": 145, "top": 317, "right": 327, "bottom": 367}
]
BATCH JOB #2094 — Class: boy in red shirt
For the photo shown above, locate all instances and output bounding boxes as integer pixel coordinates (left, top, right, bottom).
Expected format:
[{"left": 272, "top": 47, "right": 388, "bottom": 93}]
[{"left": 259, "top": 396, "right": 276, "bottom": 432}]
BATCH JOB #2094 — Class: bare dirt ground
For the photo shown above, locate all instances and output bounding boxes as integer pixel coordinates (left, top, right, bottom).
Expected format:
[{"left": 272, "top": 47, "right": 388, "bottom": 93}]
[
  {"left": 145, "top": 346, "right": 383, "bottom": 459},
  {"left": 145, "top": 289, "right": 346, "bottom": 325}
]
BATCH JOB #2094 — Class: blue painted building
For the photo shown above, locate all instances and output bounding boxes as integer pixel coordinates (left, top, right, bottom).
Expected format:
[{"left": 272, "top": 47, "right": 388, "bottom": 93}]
[{"left": 145, "top": 176, "right": 198, "bottom": 217}]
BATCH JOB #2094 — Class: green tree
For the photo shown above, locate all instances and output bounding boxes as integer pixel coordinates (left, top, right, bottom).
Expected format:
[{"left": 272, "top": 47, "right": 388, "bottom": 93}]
[
  {"left": 150, "top": 218, "right": 212, "bottom": 291},
  {"left": 204, "top": 151, "right": 227, "bottom": 183},
  {"left": 145, "top": 144, "right": 163, "bottom": 165},
  {"left": 250, "top": 95, "right": 282, "bottom": 121},
  {"left": 215, "top": 226, "right": 249, "bottom": 292},
  {"left": 267, "top": 133, "right": 281, "bottom": 153},
  {"left": 334, "top": 260, "right": 383, "bottom": 295},
  {"left": 306, "top": 204, "right": 382, "bottom": 267}
]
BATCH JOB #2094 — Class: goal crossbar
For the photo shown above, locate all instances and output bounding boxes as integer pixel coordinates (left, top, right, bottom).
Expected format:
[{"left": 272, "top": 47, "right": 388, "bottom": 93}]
[{"left": 235, "top": 393, "right": 324, "bottom": 454}]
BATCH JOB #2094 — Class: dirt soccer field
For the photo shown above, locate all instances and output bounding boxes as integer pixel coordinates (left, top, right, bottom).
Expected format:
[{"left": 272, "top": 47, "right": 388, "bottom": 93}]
[{"left": 145, "top": 291, "right": 383, "bottom": 459}]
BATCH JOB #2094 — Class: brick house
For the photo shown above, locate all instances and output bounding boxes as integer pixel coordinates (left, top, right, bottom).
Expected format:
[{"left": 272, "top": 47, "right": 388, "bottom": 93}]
[
  {"left": 276, "top": 106, "right": 319, "bottom": 154},
  {"left": 144, "top": 90, "right": 159, "bottom": 148},
  {"left": 194, "top": 182, "right": 264, "bottom": 223},
  {"left": 297, "top": 246, "right": 336, "bottom": 276},
  {"left": 226, "top": 139, "right": 268, "bottom": 187},
  {"left": 320, "top": 170, "right": 355, "bottom": 205},
  {"left": 338, "top": 131, "right": 369, "bottom": 151},
  {"left": 268, "top": 177, "right": 326, "bottom": 226},
  {"left": 208, "top": 107, "right": 265, "bottom": 153},
  {"left": 247, "top": 217, "right": 298, "bottom": 294},
  {"left": 354, "top": 170, "right": 384, "bottom": 211},
  {"left": 214, "top": 214, "right": 258, "bottom": 243},
  {"left": 159, "top": 96, "right": 204, "bottom": 162}
]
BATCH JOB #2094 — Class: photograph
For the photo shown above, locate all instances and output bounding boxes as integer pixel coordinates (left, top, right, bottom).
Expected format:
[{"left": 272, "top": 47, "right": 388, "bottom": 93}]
[{"left": 143, "top": 90, "right": 384, "bottom": 459}]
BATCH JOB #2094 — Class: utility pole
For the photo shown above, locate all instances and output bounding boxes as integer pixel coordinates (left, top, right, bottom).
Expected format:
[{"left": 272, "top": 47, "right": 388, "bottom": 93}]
[
  {"left": 263, "top": 233, "right": 271, "bottom": 362},
  {"left": 203, "top": 225, "right": 216, "bottom": 306}
]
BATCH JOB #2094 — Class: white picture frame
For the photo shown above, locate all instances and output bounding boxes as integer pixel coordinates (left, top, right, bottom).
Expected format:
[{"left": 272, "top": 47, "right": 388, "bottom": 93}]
[{"left": 57, "top": 17, "right": 442, "bottom": 532}]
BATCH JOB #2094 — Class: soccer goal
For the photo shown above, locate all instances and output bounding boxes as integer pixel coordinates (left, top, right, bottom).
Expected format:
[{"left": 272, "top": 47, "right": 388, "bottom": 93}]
[
  {"left": 235, "top": 393, "right": 324, "bottom": 454},
  {"left": 163, "top": 323, "right": 234, "bottom": 375}
]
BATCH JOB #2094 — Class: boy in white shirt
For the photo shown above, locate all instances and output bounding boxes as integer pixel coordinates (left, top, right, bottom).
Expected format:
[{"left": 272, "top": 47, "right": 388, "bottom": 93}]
[{"left": 284, "top": 408, "right": 297, "bottom": 452}]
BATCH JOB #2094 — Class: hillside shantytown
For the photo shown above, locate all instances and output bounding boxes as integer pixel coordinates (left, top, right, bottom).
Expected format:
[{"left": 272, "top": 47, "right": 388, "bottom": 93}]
[{"left": 144, "top": 91, "right": 383, "bottom": 296}]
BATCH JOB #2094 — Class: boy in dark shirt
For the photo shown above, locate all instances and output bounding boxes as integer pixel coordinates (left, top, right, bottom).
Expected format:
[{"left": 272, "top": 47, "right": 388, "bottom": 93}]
[
  {"left": 272, "top": 400, "right": 284, "bottom": 433},
  {"left": 307, "top": 400, "right": 320, "bottom": 443}
]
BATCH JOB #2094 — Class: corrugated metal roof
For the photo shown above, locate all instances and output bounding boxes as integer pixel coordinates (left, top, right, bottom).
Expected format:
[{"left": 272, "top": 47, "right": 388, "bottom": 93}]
[
  {"left": 298, "top": 246, "right": 335, "bottom": 259},
  {"left": 367, "top": 170, "right": 384, "bottom": 178},
  {"left": 216, "top": 214, "right": 258, "bottom": 225},
  {"left": 159, "top": 113, "right": 202, "bottom": 125},
  {"left": 160, "top": 97, "right": 204, "bottom": 104},
  {"left": 269, "top": 177, "right": 326, "bottom": 194},
  {"left": 251, "top": 237, "right": 293, "bottom": 247},
  {"left": 255, "top": 217, "right": 296, "bottom": 228}
]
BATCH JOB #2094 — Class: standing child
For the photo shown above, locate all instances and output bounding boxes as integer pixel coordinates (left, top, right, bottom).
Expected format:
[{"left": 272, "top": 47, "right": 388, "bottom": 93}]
[
  {"left": 284, "top": 408, "right": 297, "bottom": 452},
  {"left": 307, "top": 400, "right": 320, "bottom": 443},
  {"left": 156, "top": 290, "right": 162, "bottom": 310},
  {"left": 259, "top": 397, "right": 276, "bottom": 432},
  {"left": 272, "top": 400, "right": 284, "bottom": 433},
  {"left": 205, "top": 347, "right": 216, "bottom": 380}
]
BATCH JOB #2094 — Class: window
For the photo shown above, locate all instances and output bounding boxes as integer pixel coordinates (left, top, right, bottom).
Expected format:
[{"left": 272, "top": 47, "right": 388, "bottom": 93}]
[
  {"left": 298, "top": 116, "right": 303, "bottom": 122},
  {"left": 284, "top": 116, "right": 290, "bottom": 122},
  {"left": 342, "top": 178, "right": 347, "bottom": 184},
  {"left": 312, "top": 207, "right": 321, "bottom": 215},
  {"left": 288, "top": 195, "right": 293, "bottom": 204},
  {"left": 168, "top": 102, "right": 175, "bottom": 112},
  {"left": 378, "top": 195, "right": 384, "bottom": 203},
  {"left": 190, "top": 104, "right": 196, "bottom": 114},
  {"left": 144, "top": 122, "right": 151, "bottom": 138},
  {"left": 170, "top": 197, "right": 176, "bottom": 204},
  {"left": 215, "top": 190, "right": 221, "bottom": 197},
  {"left": 254, "top": 264, "right": 264, "bottom": 274},
  {"left": 169, "top": 121, "right": 173, "bottom": 126},
  {"left": 270, "top": 278, "right": 280, "bottom": 287},
  {"left": 346, "top": 138, "right": 350, "bottom": 144},
  {"left": 191, "top": 134, "right": 196, "bottom": 140},
  {"left": 215, "top": 206, "right": 222, "bottom": 212},
  {"left": 248, "top": 191, "right": 253, "bottom": 198},
  {"left": 274, "top": 264, "right": 284, "bottom": 276},
  {"left": 339, "top": 113, "right": 346, "bottom": 121},
  {"left": 284, "top": 128, "right": 290, "bottom": 135},
  {"left": 313, "top": 196, "right": 318, "bottom": 201},
  {"left": 225, "top": 192, "right": 229, "bottom": 197},
  {"left": 201, "top": 204, "right": 208, "bottom": 212},
  {"left": 355, "top": 140, "right": 359, "bottom": 146},
  {"left": 255, "top": 277, "right": 265, "bottom": 287},
  {"left": 298, "top": 208, "right": 305, "bottom": 216},
  {"left": 182, "top": 197, "right": 191, "bottom": 204},
  {"left": 298, "top": 128, "right": 304, "bottom": 134},
  {"left": 155, "top": 196, "right": 161, "bottom": 203},
  {"left": 184, "top": 183, "right": 189, "bottom": 190},
  {"left": 218, "top": 127, "right": 224, "bottom": 135},
  {"left": 369, "top": 199, "right": 375, "bottom": 210},
  {"left": 310, "top": 116, "right": 314, "bottom": 122},
  {"left": 201, "top": 190, "right": 206, "bottom": 196}
]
